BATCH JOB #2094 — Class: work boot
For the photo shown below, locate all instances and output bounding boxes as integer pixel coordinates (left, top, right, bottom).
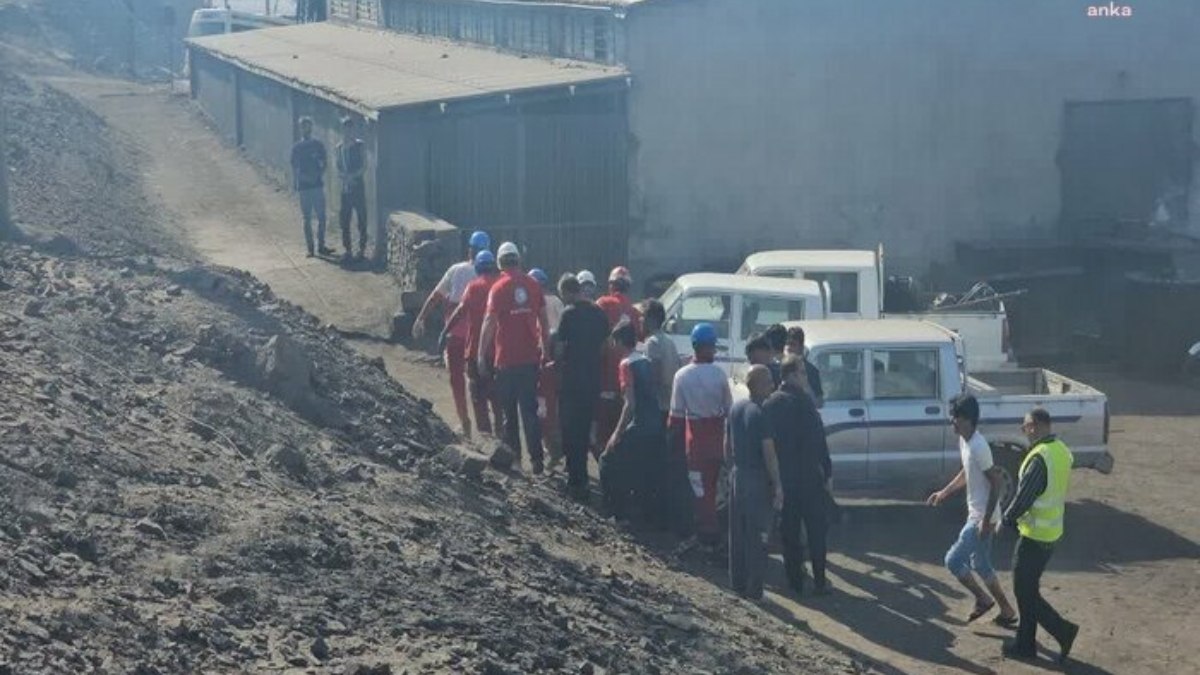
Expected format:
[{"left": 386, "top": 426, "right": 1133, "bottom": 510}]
[
  {"left": 1057, "top": 622, "right": 1079, "bottom": 665},
  {"left": 318, "top": 245, "right": 335, "bottom": 256},
  {"left": 1002, "top": 640, "right": 1037, "bottom": 661}
]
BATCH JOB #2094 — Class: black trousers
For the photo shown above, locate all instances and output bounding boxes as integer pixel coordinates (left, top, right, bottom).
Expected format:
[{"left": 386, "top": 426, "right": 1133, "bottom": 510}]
[
  {"left": 729, "top": 470, "right": 771, "bottom": 599},
  {"left": 496, "top": 364, "right": 543, "bottom": 465},
  {"left": 599, "top": 431, "right": 659, "bottom": 520},
  {"left": 781, "top": 490, "right": 828, "bottom": 589},
  {"left": 1013, "top": 536, "right": 1074, "bottom": 651},
  {"left": 560, "top": 381, "right": 599, "bottom": 488},
  {"left": 338, "top": 183, "right": 368, "bottom": 253}
]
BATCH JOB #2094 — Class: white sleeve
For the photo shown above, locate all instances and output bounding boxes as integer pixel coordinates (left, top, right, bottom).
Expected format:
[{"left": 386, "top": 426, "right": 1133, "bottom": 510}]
[
  {"left": 669, "top": 369, "right": 686, "bottom": 417},
  {"left": 973, "top": 436, "right": 994, "bottom": 472},
  {"left": 433, "top": 265, "right": 456, "bottom": 297}
]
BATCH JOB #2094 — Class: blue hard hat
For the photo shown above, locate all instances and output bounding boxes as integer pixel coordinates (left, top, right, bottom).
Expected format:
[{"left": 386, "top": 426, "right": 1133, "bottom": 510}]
[
  {"left": 473, "top": 250, "right": 496, "bottom": 274},
  {"left": 691, "top": 323, "right": 718, "bottom": 346},
  {"left": 528, "top": 268, "right": 549, "bottom": 287},
  {"left": 469, "top": 230, "right": 491, "bottom": 251}
]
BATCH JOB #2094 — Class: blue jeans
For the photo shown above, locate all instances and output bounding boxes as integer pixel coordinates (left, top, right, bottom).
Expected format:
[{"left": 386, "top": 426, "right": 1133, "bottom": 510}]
[
  {"left": 298, "top": 187, "right": 326, "bottom": 252},
  {"left": 945, "top": 521, "right": 996, "bottom": 582}
]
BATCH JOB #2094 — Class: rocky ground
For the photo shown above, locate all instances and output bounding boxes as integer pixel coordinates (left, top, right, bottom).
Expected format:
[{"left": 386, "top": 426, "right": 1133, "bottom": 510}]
[{"left": 0, "top": 6, "right": 861, "bottom": 673}]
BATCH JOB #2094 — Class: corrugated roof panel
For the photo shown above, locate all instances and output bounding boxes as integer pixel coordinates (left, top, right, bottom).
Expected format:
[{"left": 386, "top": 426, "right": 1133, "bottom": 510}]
[{"left": 187, "top": 22, "right": 629, "bottom": 114}]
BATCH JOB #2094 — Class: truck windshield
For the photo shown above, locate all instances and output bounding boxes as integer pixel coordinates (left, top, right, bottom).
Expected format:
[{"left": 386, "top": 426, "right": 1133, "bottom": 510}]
[{"left": 804, "top": 272, "right": 858, "bottom": 314}]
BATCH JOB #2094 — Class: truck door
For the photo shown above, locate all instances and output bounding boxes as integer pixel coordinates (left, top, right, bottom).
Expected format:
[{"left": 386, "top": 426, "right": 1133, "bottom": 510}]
[
  {"left": 865, "top": 347, "right": 948, "bottom": 488},
  {"left": 663, "top": 290, "right": 733, "bottom": 368},
  {"left": 811, "top": 348, "right": 869, "bottom": 485}
]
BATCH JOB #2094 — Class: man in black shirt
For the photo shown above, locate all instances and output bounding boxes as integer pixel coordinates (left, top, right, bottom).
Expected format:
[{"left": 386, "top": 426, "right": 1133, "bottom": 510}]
[
  {"left": 727, "top": 365, "right": 783, "bottom": 600},
  {"left": 765, "top": 355, "right": 834, "bottom": 596},
  {"left": 335, "top": 116, "right": 368, "bottom": 261},
  {"left": 553, "top": 274, "right": 610, "bottom": 500},
  {"left": 785, "top": 325, "right": 824, "bottom": 408},
  {"left": 289, "top": 117, "right": 330, "bottom": 258}
]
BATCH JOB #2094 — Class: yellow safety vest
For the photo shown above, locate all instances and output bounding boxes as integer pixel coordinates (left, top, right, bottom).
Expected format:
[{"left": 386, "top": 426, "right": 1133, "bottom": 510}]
[{"left": 1017, "top": 438, "right": 1073, "bottom": 543}]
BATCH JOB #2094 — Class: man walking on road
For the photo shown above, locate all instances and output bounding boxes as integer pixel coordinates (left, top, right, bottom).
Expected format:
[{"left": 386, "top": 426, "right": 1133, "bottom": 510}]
[
  {"left": 1002, "top": 408, "right": 1080, "bottom": 664},
  {"left": 928, "top": 394, "right": 1018, "bottom": 627},
  {"left": 765, "top": 355, "right": 833, "bottom": 595},
  {"left": 554, "top": 275, "right": 610, "bottom": 500},
  {"left": 669, "top": 323, "right": 732, "bottom": 544},
  {"left": 289, "top": 117, "right": 330, "bottom": 258},
  {"left": 727, "top": 365, "right": 784, "bottom": 600},
  {"left": 413, "top": 230, "right": 491, "bottom": 437},
  {"left": 446, "top": 249, "right": 506, "bottom": 432},
  {"left": 478, "top": 242, "right": 551, "bottom": 473},
  {"left": 335, "top": 116, "right": 368, "bottom": 262}
]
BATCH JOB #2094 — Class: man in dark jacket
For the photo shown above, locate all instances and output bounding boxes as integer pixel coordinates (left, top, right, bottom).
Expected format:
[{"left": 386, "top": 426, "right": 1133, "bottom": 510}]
[
  {"left": 554, "top": 275, "right": 611, "bottom": 501},
  {"left": 764, "top": 355, "right": 833, "bottom": 596}
]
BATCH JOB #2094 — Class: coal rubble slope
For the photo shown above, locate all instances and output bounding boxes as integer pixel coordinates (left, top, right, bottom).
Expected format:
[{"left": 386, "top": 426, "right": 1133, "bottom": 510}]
[{"left": 0, "top": 246, "right": 854, "bottom": 674}]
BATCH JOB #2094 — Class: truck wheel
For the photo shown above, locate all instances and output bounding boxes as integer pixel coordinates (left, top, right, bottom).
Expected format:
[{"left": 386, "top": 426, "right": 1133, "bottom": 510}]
[{"left": 991, "top": 443, "right": 1026, "bottom": 513}]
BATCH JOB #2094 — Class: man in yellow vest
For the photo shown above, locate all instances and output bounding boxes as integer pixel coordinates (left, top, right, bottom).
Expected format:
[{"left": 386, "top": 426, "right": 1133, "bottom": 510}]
[{"left": 1001, "top": 408, "right": 1080, "bottom": 664}]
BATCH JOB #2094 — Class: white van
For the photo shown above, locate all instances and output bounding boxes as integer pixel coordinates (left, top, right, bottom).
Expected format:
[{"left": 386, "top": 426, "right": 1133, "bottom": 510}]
[{"left": 658, "top": 273, "right": 827, "bottom": 371}]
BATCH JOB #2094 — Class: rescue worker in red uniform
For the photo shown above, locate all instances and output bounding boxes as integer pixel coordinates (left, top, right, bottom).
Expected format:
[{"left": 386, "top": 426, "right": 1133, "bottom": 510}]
[
  {"left": 412, "top": 230, "right": 491, "bottom": 437},
  {"left": 441, "top": 250, "right": 504, "bottom": 435},
  {"left": 669, "top": 323, "right": 733, "bottom": 544},
  {"left": 594, "top": 267, "right": 643, "bottom": 458}
]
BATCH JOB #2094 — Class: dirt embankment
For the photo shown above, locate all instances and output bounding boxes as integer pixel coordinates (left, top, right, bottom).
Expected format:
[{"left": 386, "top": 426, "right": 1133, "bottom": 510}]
[{"left": 0, "top": 13, "right": 859, "bottom": 674}]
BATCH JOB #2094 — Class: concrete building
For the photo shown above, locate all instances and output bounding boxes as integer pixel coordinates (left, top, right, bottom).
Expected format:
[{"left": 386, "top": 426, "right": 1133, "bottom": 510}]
[
  {"left": 186, "top": 21, "right": 631, "bottom": 275},
  {"left": 335, "top": 0, "right": 1200, "bottom": 288}
]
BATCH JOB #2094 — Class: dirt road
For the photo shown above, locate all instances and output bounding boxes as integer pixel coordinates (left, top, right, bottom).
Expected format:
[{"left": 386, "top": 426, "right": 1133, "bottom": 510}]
[{"left": 60, "top": 75, "right": 1200, "bottom": 675}]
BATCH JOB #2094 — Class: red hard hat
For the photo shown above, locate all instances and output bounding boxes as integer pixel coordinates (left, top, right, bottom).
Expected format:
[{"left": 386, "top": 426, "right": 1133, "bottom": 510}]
[{"left": 609, "top": 266, "right": 632, "bottom": 283}]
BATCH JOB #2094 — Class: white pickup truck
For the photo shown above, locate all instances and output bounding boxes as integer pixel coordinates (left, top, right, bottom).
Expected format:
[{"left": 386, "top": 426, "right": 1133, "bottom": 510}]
[
  {"left": 658, "top": 273, "right": 827, "bottom": 370},
  {"left": 733, "top": 320, "right": 1113, "bottom": 507},
  {"left": 736, "top": 249, "right": 1014, "bottom": 371}
]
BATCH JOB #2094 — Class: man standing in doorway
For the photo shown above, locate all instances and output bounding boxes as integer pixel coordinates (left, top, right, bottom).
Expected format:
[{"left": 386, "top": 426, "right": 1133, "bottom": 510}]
[
  {"left": 727, "top": 365, "right": 784, "bottom": 600},
  {"left": 335, "top": 116, "right": 368, "bottom": 262},
  {"left": 413, "top": 230, "right": 491, "bottom": 437},
  {"left": 928, "top": 394, "right": 1019, "bottom": 627},
  {"left": 669, "top": 323, "right": 732, "bottom": 545},
  {"left": 478, "top": 242, "right": 551, "bottom": 474},
  {"left": 1002, "top": 408, "right": 1079, "bottom": 664},
  {"left": 289, "top": 117, "right": 330, "bottom": 258},
  {"left": 554, "top": 275, "right": 610, "bottom": 500},
  {"left": 765, "top": 355, "right": 833, "bottom": 595}
]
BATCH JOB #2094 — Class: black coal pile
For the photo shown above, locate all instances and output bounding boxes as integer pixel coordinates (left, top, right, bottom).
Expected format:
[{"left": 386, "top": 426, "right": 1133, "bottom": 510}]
[{"left": 0, "top": 244, "right": 855, "bottom": 674}]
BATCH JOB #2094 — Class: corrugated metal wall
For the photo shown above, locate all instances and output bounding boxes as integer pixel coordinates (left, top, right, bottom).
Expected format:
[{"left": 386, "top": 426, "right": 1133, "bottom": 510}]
[
  {"left": 190, "top": 51, "right": 239, "bottom": 144},
  {"left": 239, "top": 73, "right": 295, "bottom": 186},
  {"left": 377, "top": 91, "right": 629, "bottom": 281}
]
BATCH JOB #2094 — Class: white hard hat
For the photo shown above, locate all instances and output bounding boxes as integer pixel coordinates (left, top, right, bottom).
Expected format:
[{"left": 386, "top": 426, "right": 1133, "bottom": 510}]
[
  {"left": 577, "top": 270, "right": 596, "bottom": 286},
  {"left": 497, "top": 241, "right": 520, "bottom": 259}
]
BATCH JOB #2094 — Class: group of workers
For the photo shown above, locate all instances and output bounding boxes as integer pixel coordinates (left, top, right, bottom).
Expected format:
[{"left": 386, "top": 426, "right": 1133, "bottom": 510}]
[{"left": 408, "top": 231, "right": 1081, "bottom": 666}]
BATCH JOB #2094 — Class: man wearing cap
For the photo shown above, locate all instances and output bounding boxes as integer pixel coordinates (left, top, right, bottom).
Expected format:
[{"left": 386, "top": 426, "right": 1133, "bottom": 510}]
[
  {"left": 595, "top": 267, "right": 643, "bottom": 459},
  {"left": 577, "top": 270, "right": 598, "bottom": 301},
  {"left": 479, "top": 243, "right": 552, "bottom": 473},
  {"left": 442, "top": 250, "right": 504, "bottom": 436},
  {"left": 414, "top": 230, "right": 491, "bottom": 437},
  {"left": 529, "top": 268, "right": 563, "bottom": 470},
  {"left": 554, "top": 275, "right": 610, "bottom": 499},
  {"left": 669, "top": 323, "right": 733, "bottom": 543}
]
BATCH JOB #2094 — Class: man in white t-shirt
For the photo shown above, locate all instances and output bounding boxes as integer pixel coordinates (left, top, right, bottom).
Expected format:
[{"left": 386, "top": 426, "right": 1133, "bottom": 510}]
[{"left": 928, "top": 394, "right": 1018, "bottom": 627}]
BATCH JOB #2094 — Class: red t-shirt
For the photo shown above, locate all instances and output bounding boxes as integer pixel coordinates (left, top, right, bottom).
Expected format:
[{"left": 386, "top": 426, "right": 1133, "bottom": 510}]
[
  {"left": 485, "top": 270, "right": 546, "bottom": 369},
  {"left": 597, "top": 293, "right": 642, "bottom": 393},
  {"left": 462, "top": 272, "right": 501, "bottom": 361}
]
